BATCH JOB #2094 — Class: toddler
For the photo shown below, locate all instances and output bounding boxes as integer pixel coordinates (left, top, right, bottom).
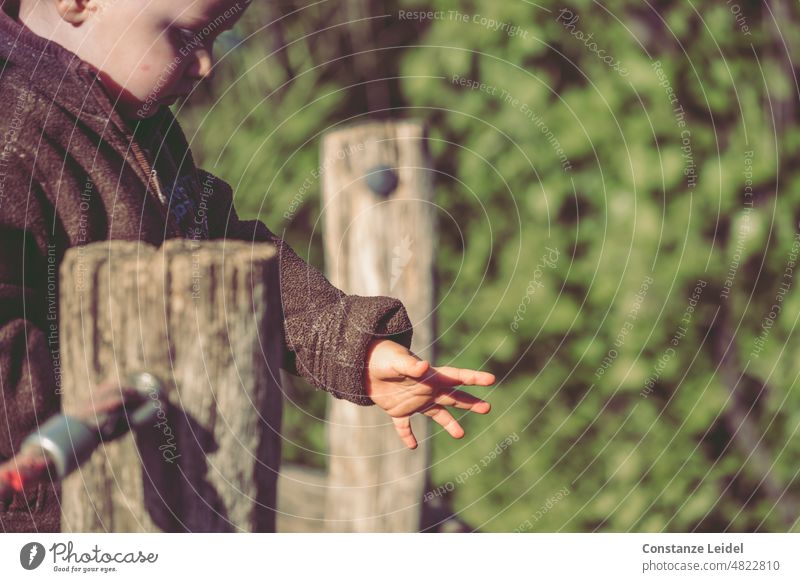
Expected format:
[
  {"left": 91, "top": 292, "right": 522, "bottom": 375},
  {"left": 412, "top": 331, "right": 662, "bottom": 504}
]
[{"left": 0, "top": 0, "right": 495, "bottom": 532}]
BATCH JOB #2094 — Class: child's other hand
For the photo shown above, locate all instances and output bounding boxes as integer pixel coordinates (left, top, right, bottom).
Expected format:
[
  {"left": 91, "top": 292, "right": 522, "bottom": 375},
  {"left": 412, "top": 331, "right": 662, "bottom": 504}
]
[{"left": 363, "top": 339, "right": 496, "bottom": 449}]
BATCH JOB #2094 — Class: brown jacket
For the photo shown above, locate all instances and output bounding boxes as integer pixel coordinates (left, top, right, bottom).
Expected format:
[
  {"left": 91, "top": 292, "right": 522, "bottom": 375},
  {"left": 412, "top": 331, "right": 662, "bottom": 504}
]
[{"left": 0, "top": 0, "right": 413, "bottom": 532}]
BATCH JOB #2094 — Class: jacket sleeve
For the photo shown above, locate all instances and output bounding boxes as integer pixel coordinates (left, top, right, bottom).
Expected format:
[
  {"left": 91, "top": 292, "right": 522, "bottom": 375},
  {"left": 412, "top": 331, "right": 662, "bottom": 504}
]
[
  {"left": 197, "top": 169, "right": 414, "bottom": 407},
  {"left": 0, "top": 151, "right": 61, "bottom": 529}
]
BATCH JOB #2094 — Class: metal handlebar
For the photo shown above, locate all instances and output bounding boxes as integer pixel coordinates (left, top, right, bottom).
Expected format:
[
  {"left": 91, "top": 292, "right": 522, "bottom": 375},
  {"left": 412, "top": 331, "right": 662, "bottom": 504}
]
[{"left": 0, "top": 372, "right": 165, "bottom": 503}]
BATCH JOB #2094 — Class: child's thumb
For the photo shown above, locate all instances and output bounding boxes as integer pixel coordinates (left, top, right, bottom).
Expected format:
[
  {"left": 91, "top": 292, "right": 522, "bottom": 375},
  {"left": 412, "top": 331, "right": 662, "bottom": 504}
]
[{"left": 400, "top": 357, "right": 429, "bottom": 378}]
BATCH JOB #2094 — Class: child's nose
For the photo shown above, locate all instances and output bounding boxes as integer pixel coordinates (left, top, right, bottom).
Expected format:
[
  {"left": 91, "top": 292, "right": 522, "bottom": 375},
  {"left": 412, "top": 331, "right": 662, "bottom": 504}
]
[{"left": 186, "top": 48, "right": 215, "bottom": 81}]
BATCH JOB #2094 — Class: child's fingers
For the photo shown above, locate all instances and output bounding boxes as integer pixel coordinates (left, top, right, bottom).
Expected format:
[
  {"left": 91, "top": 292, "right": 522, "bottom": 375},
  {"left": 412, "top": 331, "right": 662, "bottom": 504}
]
[
  {"left": 431, "top": 366, "right": 496, "bottom": 387},
  {"left": 393, "top": 356, "right": 430, "bottom": 379},
  {"left": 434, "top": 388, "right": 491, "bottom": 414},
  {"left": 392, "top": 416, "right": 418, "bottom": 449},
  {"left": 423, "top": 405, "right": 465, "bottom": 439}
]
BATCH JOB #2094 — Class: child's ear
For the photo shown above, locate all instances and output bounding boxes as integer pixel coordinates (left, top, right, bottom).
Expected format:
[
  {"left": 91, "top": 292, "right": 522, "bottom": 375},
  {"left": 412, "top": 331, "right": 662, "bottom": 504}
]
[{"left": 54, "top": 0, "right": 101, "bottom": 25}]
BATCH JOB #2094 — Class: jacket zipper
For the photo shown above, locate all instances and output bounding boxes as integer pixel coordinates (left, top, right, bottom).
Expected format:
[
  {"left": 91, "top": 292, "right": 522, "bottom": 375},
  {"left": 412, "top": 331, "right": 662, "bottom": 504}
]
[
  {"left": 127, "top": 126, "right": 184, "bottom": 238},
  {"left": 72, "top": 62, "right": 177, "bottom": 229},
  {"left": 130, "top": 139, "right": 167, "bottom": 205}
]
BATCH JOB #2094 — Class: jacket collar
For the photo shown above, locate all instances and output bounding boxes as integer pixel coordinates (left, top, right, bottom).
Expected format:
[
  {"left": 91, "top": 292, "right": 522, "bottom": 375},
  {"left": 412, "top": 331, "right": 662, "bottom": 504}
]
[
  {"left": 0, "top": 0, "right": 157, "bottom": 138},
  {"left": 0, "top": 1, "right": 187, "bottom": 236}
]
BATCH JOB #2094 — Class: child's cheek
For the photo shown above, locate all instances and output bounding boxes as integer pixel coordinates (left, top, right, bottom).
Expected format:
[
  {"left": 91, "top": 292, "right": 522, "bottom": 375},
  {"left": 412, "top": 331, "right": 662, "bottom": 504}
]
[{"left": 142, "top": 52, "right": 181, "bottom": 97}]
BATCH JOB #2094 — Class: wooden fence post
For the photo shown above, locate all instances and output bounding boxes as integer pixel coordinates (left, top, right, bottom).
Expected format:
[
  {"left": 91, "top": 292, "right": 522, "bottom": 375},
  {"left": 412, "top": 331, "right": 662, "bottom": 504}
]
[
  {"left": 322, "top": 120, "right": 437, "bottom": 532},
  {"left": 59, "top": 239, "right": 284, "bottom": 532}
]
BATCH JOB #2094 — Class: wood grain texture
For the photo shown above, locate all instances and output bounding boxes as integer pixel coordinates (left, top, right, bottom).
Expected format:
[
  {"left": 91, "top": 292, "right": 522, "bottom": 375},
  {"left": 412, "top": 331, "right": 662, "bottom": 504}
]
[
  {"left": 322, "top": 120, "right": 437, "bottom": 532},
  {"left": 59, "top": 239, "right": 283, "bottom": 532}
]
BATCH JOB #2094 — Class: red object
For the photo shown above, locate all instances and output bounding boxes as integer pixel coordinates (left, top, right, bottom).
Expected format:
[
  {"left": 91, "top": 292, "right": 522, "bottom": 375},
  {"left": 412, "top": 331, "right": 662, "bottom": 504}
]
[
  {"left": 8, "top": 470, "right": 24, "bottom": 492},
  {"left": 0, "top": 453, "right": 52, "bottom": 500},
  {"left": 0, "top": 466, "right": 28, "bottom": 494}
]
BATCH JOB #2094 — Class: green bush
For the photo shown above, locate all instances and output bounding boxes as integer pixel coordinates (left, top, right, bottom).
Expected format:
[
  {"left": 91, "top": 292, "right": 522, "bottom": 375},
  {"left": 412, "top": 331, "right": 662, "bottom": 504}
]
[{"left": 178, "top": 0, "right": 800, "bottom": 531}]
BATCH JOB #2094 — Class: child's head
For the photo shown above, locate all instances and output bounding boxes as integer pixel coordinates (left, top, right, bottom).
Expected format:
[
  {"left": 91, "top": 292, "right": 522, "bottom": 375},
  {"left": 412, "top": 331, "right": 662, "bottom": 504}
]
[{"left": 20, "top": 0, "right": 249, "bottom": 120}]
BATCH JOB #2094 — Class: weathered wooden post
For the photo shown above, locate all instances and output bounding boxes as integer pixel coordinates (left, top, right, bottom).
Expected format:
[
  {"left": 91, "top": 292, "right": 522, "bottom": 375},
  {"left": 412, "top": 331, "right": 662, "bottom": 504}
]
[
  {"left": 322, "top": 120, "right": 437, "bottom": 532},
  {"left": 59, "top": 239, "right": 284, "bottom": 532}
]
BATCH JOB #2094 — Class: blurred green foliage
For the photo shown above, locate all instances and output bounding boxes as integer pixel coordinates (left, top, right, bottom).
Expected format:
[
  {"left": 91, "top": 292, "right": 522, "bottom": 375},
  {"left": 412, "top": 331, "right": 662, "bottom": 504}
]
[{"left": 177, "top": 0, "right": 800, "bottom": 531}]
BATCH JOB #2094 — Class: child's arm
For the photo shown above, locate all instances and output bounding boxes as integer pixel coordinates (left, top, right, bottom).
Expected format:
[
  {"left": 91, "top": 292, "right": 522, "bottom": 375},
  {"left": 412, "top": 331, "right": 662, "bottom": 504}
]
[
  {"left": 197, "top": 170, "right": 497, "bottom": 445},
  {"left": 198, "top": 170, "right": 414, "bottom": 407}
]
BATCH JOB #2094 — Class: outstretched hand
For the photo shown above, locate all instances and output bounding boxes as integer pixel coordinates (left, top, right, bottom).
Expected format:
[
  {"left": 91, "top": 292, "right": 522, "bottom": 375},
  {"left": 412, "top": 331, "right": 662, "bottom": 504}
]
[{"left": 363, "top": 339, "right": 496, "bottom": 449}]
